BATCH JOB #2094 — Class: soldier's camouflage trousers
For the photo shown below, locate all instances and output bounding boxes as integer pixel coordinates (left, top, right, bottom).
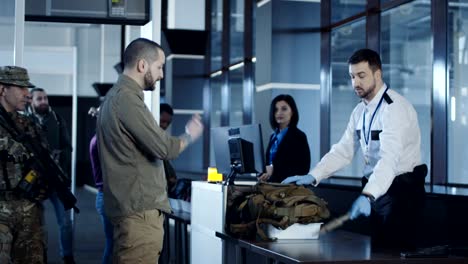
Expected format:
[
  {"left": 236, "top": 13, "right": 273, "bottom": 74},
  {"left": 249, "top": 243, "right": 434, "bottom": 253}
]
[{"left": 0, "top": 199, "right": 46, "bottom": 264}]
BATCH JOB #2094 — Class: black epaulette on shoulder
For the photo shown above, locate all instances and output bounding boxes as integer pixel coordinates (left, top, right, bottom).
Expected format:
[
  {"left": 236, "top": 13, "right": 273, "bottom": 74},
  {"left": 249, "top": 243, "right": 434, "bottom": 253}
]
[{"left": 383, "top": 92, "right": 393, "bottom": 104}]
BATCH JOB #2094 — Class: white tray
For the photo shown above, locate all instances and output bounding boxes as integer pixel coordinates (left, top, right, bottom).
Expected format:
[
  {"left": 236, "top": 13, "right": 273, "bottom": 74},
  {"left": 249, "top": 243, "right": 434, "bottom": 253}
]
[{"left": 267, "top": 223, "right": 322, "bottom": 239}]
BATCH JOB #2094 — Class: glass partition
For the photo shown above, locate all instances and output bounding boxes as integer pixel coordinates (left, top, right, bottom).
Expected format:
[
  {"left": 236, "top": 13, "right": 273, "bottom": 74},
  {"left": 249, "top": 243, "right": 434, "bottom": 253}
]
[
  {"left": 448, "top": 0, "right": 468, "bottom": 184},
  {"left": 229, "top": 66, "right": 244, "bottom": 126},
  {"left": 230, "top": 0, "right": 244, "bottom": 64},
  {"left": 211, "top": 0, "right": 223, "bottom": 71},
  {"left": 331, "top": 0, "right": 366, "bottom": 24},
  {"left": 211, "top": 74, "right": 223, "bottom": 128},
  {"left": 381, "top": 0, "right": 432, "bottom": 180},
  {"left": 330, "top": 19, "right": 366, "bottom": 177}
]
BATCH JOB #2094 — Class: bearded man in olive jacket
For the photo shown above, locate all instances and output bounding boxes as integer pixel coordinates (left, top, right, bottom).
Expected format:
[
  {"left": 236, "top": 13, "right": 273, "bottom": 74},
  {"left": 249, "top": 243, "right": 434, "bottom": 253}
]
[{"left": 97, "top": 38, "right": 203, "bottom": 264}]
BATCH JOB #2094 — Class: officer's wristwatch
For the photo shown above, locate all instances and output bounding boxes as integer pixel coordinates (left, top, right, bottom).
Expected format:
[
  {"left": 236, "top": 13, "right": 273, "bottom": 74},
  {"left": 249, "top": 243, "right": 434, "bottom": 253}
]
[{"left": 362, "top": 193, "right": 376, "bottom": 204}]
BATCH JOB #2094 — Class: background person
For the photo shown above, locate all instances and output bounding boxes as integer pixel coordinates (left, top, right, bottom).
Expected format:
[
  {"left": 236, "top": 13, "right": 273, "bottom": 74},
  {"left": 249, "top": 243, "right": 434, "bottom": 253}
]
[
  {"left": 258, "top": 94, "right": 311, "bottom": 183},
  {"left": 97, "top": 38, "right": 203, "bottom": 264},
  {"left": 28, "top": 87, "right": 75, "bottom": 264},
  {"left": 159, "top": 103, "right": 177, "bottom": 193},
  {"left": 89, "top": 106, "right": 113, "bottom": 264},
  {"left": 282, "top": 49, "right": 426, "bottom": 250}
]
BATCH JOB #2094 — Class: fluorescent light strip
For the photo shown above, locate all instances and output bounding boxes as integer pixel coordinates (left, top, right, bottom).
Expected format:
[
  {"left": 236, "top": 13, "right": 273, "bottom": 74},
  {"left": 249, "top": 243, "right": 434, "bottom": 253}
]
[
  {"left": 256, "top": 82, "right": 320, "bottom": 92},
  {"left": 229, "top": 62, "right": 244, "bottom": 71},
  {"left": 449, "top": 2, "right": 468, "bottom": 7},
  {"left": 166, "top": 54, "right": 205, "bottom": 61},
  {"left": 257, "top": 0, "right": 270, "bottom": 7},
  {"left": 210, "top": 70, "right": 222, "bottom": 77},
  {"left": 174, "top": 109, "right": 204, "bottom": 115}
]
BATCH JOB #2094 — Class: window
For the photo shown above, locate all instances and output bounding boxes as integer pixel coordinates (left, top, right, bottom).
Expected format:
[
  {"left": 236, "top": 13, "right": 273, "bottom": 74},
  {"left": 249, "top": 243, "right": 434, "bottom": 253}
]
[
  {"left": 448, "top": 0, "right": 468, "bottom": 184},
  {"left": 211, "top": 0, "right": 223, "bottom": 71},
  {"left": 230, "top": 0, "right": 244, "bottom": 63},
  {"left": 330, "top": 19, "right": 366, "bottom": 177},
  {"left": 381, "top": 1, "right": 432, "bottom": 180},
  {"left": 229, "top": 66, "right": 244, "bottom": 126},
  {"left": 331, "top": 0, "right": 366, "bottom": 24}
]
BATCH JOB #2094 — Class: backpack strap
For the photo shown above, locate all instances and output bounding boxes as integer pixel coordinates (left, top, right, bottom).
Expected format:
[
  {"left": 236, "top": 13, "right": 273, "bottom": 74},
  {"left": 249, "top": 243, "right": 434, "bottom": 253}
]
[{"left": 230, "top": 221, "right": 256, "bottom": 237}]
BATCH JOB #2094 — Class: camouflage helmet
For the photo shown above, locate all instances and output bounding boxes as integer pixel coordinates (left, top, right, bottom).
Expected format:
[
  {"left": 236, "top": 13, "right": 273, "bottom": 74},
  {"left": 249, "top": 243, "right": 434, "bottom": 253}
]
[{"left": 0, "top": 66, "right": 35, "bottom": 88}]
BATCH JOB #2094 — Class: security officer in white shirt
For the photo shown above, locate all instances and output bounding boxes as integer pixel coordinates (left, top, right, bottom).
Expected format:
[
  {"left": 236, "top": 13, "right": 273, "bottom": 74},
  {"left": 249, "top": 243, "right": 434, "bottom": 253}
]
[{"left": 283, "top": 49, "right": 427, "bottom": 250}]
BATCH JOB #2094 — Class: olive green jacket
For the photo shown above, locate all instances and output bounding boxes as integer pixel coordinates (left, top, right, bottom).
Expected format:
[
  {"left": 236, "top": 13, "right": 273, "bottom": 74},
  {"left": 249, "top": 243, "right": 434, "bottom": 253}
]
[{"left": 97, "top": 75, "right": 181, "bottom": 218}]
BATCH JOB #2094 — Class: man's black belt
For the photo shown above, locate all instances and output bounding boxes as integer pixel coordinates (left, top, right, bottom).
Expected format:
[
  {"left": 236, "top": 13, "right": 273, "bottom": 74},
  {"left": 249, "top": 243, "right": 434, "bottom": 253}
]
[{"left": 362, "top": 164, "right": 428, "bottom": 187}]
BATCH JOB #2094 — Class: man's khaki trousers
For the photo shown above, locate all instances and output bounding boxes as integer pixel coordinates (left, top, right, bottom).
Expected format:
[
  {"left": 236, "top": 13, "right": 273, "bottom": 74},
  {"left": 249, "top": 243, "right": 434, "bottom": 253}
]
[{"left": 112, "top": 209, "right": 164, "bottom": 264}]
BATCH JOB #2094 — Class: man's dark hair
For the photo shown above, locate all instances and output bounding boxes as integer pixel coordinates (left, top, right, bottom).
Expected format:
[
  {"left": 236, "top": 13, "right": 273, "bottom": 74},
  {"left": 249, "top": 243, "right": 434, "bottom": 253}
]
[
  {"left": 123, "top": 38, "right": 163, "bottom": 69},
  {"left": 269, "top": 94, "right": 299, "bottom": 130},
  {"left": 348, "top": 48, "right": 382, "bottom": 73},
  {"left": 160, "top": 103, "right": 174, "bottom": 116},
  {"left": 30, "top": 87, "right": 45, "bottom": 96}
]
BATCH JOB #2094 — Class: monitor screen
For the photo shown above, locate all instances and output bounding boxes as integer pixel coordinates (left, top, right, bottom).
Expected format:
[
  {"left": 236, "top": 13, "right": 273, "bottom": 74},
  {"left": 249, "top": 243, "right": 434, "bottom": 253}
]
[{"left": 211, "top": 124, "right": 265, "bottom": 178}]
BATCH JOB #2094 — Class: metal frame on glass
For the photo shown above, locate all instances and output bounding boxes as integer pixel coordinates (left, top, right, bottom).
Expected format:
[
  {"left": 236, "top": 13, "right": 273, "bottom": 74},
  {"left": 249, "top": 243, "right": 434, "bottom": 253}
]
[
  {"left": 203, "top": 0, "right": 212, "bottom": 168},
  {"left": 243, "top": 0, "right": 254, "bottom": 125},
  {"left": 320, "top": 0, "right": 332, "bottom": 158},
  {"left": 431, "top": 0, "right": 448, "bottom": 185},
  {"left": 205, "top": 0, "right": 256, "bottom": 167}
]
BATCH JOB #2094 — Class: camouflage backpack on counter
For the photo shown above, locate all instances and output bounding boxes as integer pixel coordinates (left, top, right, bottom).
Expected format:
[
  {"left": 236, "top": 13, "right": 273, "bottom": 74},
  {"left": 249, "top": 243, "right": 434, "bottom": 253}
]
[{"left": 225, "top": 183, "right": 330, "bottom": 241}]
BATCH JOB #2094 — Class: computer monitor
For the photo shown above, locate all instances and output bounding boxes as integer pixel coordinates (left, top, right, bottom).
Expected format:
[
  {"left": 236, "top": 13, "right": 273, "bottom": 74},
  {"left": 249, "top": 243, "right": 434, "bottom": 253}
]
[{"left": 211, "top": 124, "right": 266, "bottom": 182}]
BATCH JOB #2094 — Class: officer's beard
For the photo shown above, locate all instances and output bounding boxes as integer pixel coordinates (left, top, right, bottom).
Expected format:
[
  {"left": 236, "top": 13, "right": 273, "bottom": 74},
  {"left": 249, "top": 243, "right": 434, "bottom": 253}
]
[{"left": 357, "top": 79, "right": 377, "bottom": 101}]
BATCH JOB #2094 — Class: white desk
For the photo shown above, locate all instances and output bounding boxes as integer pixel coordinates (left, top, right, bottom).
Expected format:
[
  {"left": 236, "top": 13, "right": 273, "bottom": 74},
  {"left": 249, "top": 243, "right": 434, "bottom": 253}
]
[{"left": 190, "top": 181, "right": 255, "bottom": 264}]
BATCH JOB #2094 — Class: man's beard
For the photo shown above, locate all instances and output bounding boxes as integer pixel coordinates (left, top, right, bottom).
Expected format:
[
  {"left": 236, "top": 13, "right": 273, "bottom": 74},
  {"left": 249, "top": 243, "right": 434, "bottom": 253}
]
[
  {"left": 356, "top": 80, "right": 376, "bottom": 100},
  {"left": 143, "top": 71, "right": 157, "bottom": 91},
  {"left": 34, "top": 104, "right": 49, "bottom": 115}
]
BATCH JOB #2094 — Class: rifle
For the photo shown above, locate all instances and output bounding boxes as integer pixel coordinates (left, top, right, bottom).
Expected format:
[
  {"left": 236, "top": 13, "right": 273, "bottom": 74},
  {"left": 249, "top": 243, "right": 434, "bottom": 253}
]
[{"left": 0, "top": 106, "right": 79, "bottom": 212}]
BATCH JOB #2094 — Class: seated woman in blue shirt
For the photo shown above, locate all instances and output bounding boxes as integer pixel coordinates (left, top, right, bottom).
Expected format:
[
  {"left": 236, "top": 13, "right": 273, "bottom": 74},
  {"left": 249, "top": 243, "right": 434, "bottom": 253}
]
[{"left": 258, "top": 94, "right": 311, "bottom": 183}]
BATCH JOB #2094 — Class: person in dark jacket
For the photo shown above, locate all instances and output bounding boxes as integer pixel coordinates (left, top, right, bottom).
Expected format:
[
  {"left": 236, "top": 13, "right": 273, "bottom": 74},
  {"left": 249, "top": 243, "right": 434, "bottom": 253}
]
[
  {"left": 258, "top": 94, "right": 311, "bottom": 183},
  {"left": 159, "top": 103, "right": 178, "bottom": 194},
  {"left": 28, "top": 87, "right": 75, "bottom": 264}
]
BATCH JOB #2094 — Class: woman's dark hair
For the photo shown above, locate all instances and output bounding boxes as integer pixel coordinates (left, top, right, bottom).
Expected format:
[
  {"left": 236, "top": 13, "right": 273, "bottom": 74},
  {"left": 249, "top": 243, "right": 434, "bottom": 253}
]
[{"left": 269, "top": 94, "right": 299, "bottom": 130}]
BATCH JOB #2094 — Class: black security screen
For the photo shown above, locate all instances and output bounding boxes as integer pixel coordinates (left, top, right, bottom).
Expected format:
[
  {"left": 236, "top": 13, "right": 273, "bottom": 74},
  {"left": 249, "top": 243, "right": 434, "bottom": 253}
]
[
  {"left": 26, "top": 0, "right": 149, "bottom": 25},
  {"left": 211, "top": 124, "right": 266, "bottom": 178}
]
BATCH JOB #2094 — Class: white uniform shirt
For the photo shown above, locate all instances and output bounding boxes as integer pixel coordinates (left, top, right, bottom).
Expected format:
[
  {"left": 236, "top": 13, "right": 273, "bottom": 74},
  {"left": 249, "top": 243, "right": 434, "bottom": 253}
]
[{"left": 311, "top": 84, "right": 422, "bottom": 199}]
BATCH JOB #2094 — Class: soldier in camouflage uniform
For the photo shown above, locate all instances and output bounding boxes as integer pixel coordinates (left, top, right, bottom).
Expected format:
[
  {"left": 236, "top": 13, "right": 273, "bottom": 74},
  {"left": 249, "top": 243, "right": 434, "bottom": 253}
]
[{"left": 0, "top": 66, "right": 48, "bottom": 263}]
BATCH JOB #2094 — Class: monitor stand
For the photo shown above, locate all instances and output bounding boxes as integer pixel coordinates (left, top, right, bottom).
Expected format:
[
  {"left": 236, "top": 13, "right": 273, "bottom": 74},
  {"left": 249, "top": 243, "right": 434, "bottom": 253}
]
[{"left": 224, "top": 162, "right": 243, "bottom": 186}]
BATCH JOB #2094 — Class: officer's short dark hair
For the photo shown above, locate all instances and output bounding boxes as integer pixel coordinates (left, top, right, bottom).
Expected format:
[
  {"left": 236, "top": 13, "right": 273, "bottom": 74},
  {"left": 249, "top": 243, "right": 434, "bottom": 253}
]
[
  {"left": 123, "top": 38, "right": 164, "bottom": 69},
  {"left": 160, "top": 103, "right": 174, "bottom": 116},
  {"left": 269, "top": 94, "right": 299, "bottom": 130},
  {"left": 348, "top": 48, "right": 382, "bottom": 73}
]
